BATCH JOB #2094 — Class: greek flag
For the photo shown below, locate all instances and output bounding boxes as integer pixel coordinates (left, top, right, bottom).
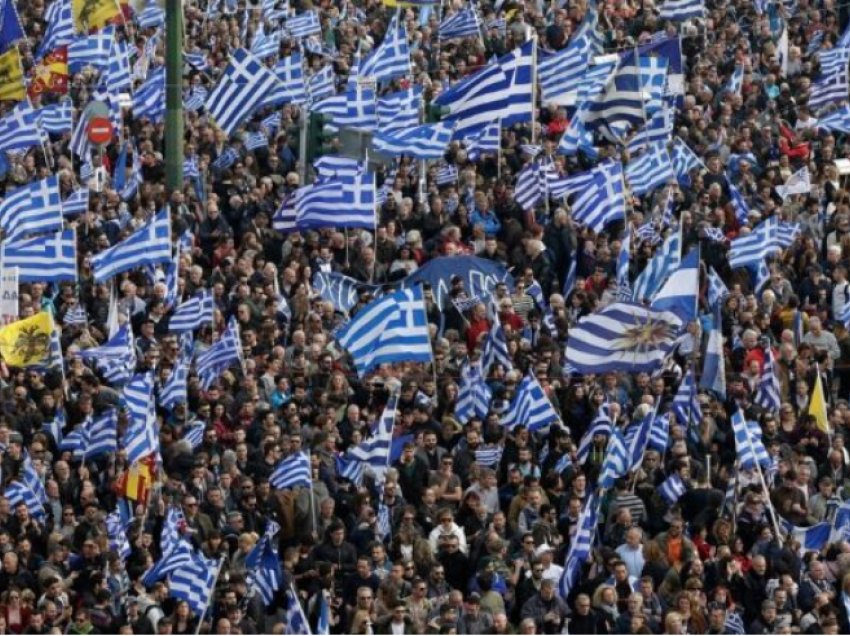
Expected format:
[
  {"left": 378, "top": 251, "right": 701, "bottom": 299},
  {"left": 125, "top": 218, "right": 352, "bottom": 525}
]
[
  {"left": 92, "top": 210, "right": 171, "bottom": 283},
  {"left": 313, "top": 87, "right": 377, "bottom": 130},
  {"left": 377, "top": 87, "right": 422, "bottom": 134},
  {"left": 626, "top": 107, "right": 673, "bottom": 156},
  {"left": 626, "top": 142, "right": 674, "bottom": 196},
  {"left": 313, "top": 271, "right": 378, "bottom": 313},
  {"left": 170, "top": 552, "right": 220, "bottom": 615},
  {"left": 707, "top": 267, "right": 729, "bottom": 306},
  {"left": 651, "top": 249, "right": 699, "bottom": 323},
  {"left": 700, "top": 306, "right": 727, "bottom": 400},
  {"left": 41, "top": 410, "right": 64, "bottom": 446},
  {"left": 373, "top": 121, "right": 453, "bottom": 160},
  {"left": 39, "top": 101, "right": 72, "bottom": 135},
  {"left": 295, "top": 171, "right": 376, "bottom": 230},
  {"left": 64, "top": 302, "right": 87, "bottom": 326},
  {"left": 777, "top": 222, "right": 801, "bottom": 248},
  {"left": 659, "top": 473, "right": 686, "bottom": 505},
  {"left": 160, "top": 338, "right": 191, "bottom": 411},
  {"left": 558, "top": 492, "right": 600, "bottom": 598},
  {"left": 576, "top": 57, "right": 617, "bottom": 104},
  {"left": 465, "top": 121, "right": 500, "bottom": 160},
  {"left": 270, "top": 451, "right": 311, "bottom": 489},
  {"left": 436, "top": 163, "right": 459, "bottom": 185},
  {"left": 616, "top": 226, "right": 632, "bottom": 300},
  {"left": 559, "top": 161, "right": 626, "bottom": 234},
  {"left": 538, "top": 11, "right": 597, "bottom": 102},
  {"left": 336, "top": 286, "right": 432, "bottom": 376},
  {"left": 624, "top": 409, "right": 655, "bottom": 469},
  {"left": 481, "top": 314, "right": 513, "bottom": 374},
  {"left": 308, "top": 64, "right": 335, "bottom": 103},
  {"left": 808, "top": 64, "right": 849, "bottom": 113},
  {"left": 107, "top": 36, "right": 132, "bottom": 93},
  {"left": 68, "top": 26, "right": 113, "bottom": 72},
  {"left": 62, "top": 411, "right": 118, "bottom": 460},
  {"left": 336, "top": 455, "right": 365, "bottom": 486},
  {"left": 731, "top": 409, "right": 771, "bottom": 471},
  {"left": 0, "top": 175, "right": 63, "bottom": 243},
  {"left": 727, "top": 178, "right": 751, "bottom": 224},
  {"left": 514, "top": 162, "right": 550, "bottom": 211},
  {"left": 262, "top": 53, "right": 308, "bottom": 107},
  {"left": 314, "top": 156, "right": 362, "bottom": 178},
  {"left": 577, "top": 403, "right": 613, "bottom": 462},
  {"left": 598, "top": 429, "right": 630, "bottom": 489},
  {"left": 0, "top": 229, "right": 77, "bottom": 283},
  {"left": 780, "top": 519, "right": 832, "bottom": 552},
  {"left": 581, "top": 50, "right": 646, "bottom": 143},
  {"left": 76, "top": 323, "right": 136, "bottom": 385},
  {"left": 672, "top": 365, "right": 701, "bottom": 428},
  {"left": 182, "top": 421, "right": 204, "bottom": 449},
  {"left": 143, "top": 539, "right": 195, "bottom": 586},
  {"left": 161, "top": 506, "right": 187, "bottom": 557},
  {"left": 250, "top": 25, "right": 280, "bottom": 59},
  {"left": 754, "top": 347, "right": 781, "bottom": 411},
  {"left": 631, "top": 228, "right": 681, "bottom": 302},
  {"left": 496, "top": 40, "right": 535, "bottom": 126},
  {"left": 565, "top": 302, "right": 683, "bottom": 374},
  {"left": 725, "top": 64, "right": 744, "bottom": 96},
  {"left": 272, "top": 195, "right": 296, "bottom": 232},
  {"left": 283, "top": 588, "right": 311, "bottom": 636},
  {"left": 658, "top": 0, "right": 705, "bottom": 20},
  {"left": 360, "top": 16, "right": 410, "bottom": 82},
  {"left": 817, "top": 34, "right": 850, "bottom": 76},
  {"left": 205, "top": 48, "right": 284, "bottom": 136},
  {"left": 211, "top": 148, "right": 239, "bottom": 172},
  {"left": 474, "top": 446, "right": 503, "bottom": 467},
  {"left": 502, "top": 372, "right": 562, "bottom": 432},
  {"left": 136, "top": 3, "right": 165, "bottom": 28},
  {"left": 105, "top": 511, "right": 131, "bottom": 560},
  {"left": 438, "top": 6, "right": 480, "bottom": 41},
  {"left": 728, "top": 217, "right": 780, "bottom": 269},
  {"left": 4, "top": 482, "right": 46, "bottom": 521},
  {"left": 196, "top": 317, "right": 243, "bottom": 390},
  {"left": 671, "top": 137, "right": 706, "bottom": 186},
  {"left": 123, "top": 373, "right": 159, "bottom": 464},
  {"left": 169, "top": 290, "right": 214, "bottom": 333},
  {"left": 246, "top": 522, "right": 282, "bottom": 604},
  {"left": 21, "top": 453, "right": 47, "bottom": 505},
  {"left": 346, "top": 391, "right": 397, "bottom": 482},
  {"left": 38, "top": 0, "right": 74, "bottom": 57},
  {"left": 434, "top": 61, "right": 510, "bottom": 140},
  {"left": 132, "top": 67, "right": 165, "bottom": 122},
  {"left": 60, "top": 188, "right": 88, "bottom": 218},
  {"left": 244, "top": 132, "right": 268, "bottom": 151},
  {"left": 776, "top": 167, "right": 812, "bottom": 200},
  {"left": 455, "top": 363, "right": 492, "bottom": 424},
  {"left": 818, "top": 104, "right": 850, "bottom": 134},
  {"left": 285, "top": 11, "right": 321, "bottom": 38},
  {"left": 0, "top": 102, "right": 46, "bottom": 154},
  {"left": 557, "top": 113, "right": 597, "bottom": 159},
  {"left": 648, "top": 413, "right": 669, "bottom": 454}
]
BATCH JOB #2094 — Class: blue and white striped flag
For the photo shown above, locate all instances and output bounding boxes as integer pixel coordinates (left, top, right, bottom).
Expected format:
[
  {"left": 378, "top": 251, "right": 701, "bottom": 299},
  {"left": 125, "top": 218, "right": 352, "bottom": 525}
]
[
  {"left": 160, "top": 335, "right": 191, "bottom": 411},
  {"left": 647, "top": 413, "right": 669, "bottom": 454},
  {"left": 577, "top": 403, "right": 613, "bottom": 463},
  {"left": 360, "top": 16, "right": 411, "bottom": 82},
  {"left": 76, "top": 323, "right": 136, "bottom": 385},
  {"left": 658, "top": 0, "right": 705, "bottom": 20},
  {"left": 538, "top": 13, "right": 595, "bottom": 102},
  {"left": 700, "top": 305, "right": 727, "bottom": 400},
  {"left": 61, "top": 411, "right": 118, "bottom": 460},
  {"left": 501, "top": 372, "right": 562, "bottom": 432},
  {"left": 246, "top": 522, "right": 282, "bottom": 603},
  {"left": 659, "top": 473, "right": 686, "bottom": 505},
  {"left": 377, "top": 87, "right": 422, "bottom": 134},
  {"left": 196, "top": 317, "right": 243, "bottom": 390},
  {"left": 728, "top": 217, "right": 780, "bottom": 269},
  {"left": 465, "top": 121, "right": 500, "bottom": 160},
  {"left": 581, "top": 50, "right": 646, "bottom": 143},
  {"left": 0, "top": 229, "right": 77, "bottom": 283},
  {"left": 346, "top": 391, "right": 397, "bottom": 482},
  {"left": 336, "top": 455, "right": 365, "bottom": 486},
  {"left": 632, "top": 229, "right": 681, "bottom": 302},
  {"left": 0, "top": 101, "right": 46, "bottom": 154},
  {"left": 808, "top": 63, "right": 849, "bottom": 113},
  {"left": 270, "top": 451, "right": 312, "bottom": 489},
  {"left": 244, "top": 132, "right": 269, "bottom": 151},
  {"left": 617, "top": 225, "right": 632, "bottom": 301},
  {"left": 557, "top": 161, "right": 626, "bottom": 234},
  {"left": 707, "top": 267, "right": 729, "bottom": 307},
  {"left": 123, "top": 373, "right": 159, "bottom": 464},
  {"left": 558, "top": 491, "right": 600, "bottom": 599},
  {"left": 725, "top": 64, "right": 744, "bottom": 96},
  {"left": 264, "top": 53, "right": 308, "bottom": 106},
  {"left": 22, "top": 452, "right": 47, "bottom": 505},
  {"left": 283, "top": 588, "right": 311, "bottom": 635},
  {"left": 626, "top": 106, "right": 673, "bottom": 156},
  {"left": 211, "top": 148, "right": 239, "bottom": 172},
  {"left": 4, "top": 481, "right": 46, "bottom": 521},
  {"left": 312, "top": 88, "right": 377, "bottom": 130},
  {"left": 169, "top": 290, "right": 214, "bottom": 333},
  {"left": 0, "top": 175, "right": 63, "bottom": 243},
  {"left": 62, "top": 188, "right": 89, "bottom": 217},
  {"left": 455, "top": 362, "right": 492, "bottom": 424},
  {"left": 107, "top": 36, "right": 132, "bottom": 93},
  {"left": 182, "top": 421, "right": 204, "bottom": 449},
  {"left": 436, "top": 163, "right": 459, "bottom": 186},
  {"left": 205, "top": 48, "right": 284, "bottom": 136},
  {"left": 818, "top": 104, "right": 850, "bottom": 134},
  {"left": 68, "top": 26, "right": 113, "bottom": 72},
  {"left": 63, "top": 302, "right": 87, "bottom": 326},
  {"left": 625, "top": 142, "right": 675, "bottom": 196},
  {"left": 285, "top": 11, "right": 321, "bottom": 39},
  {"left": 780, "top": 519, "right": 832, "bottom": 552},
  {"left": 38, "top": 0, "right": 73, "bottom": 57},
  {"left": 250, "top": 25, "right": 281, "bottom": 59},
  {"left": 307, "top": 64, "right": 335, "bottom": 103},
  {"left": 672, "top": 365, "right": 701, "bottom": 428},
  {"left": 481, "top": 314, "right": 513, "bottom": 374},
  {"left": 136, "top": 3, "right": 165, "bottom": 28},
  {"left": 513, "top": 162, "right": 549, "bottom": 211},
  {"left": 295, "top": 171, "right": 376, "bottom": 230},
  {"left": 598, "top": 429, "right": 630, "bottom": 489},
  {"left": 776, "top": 167, "right": 811, "bottom": 201},
  {"left": 777, "top": 222, "right": 801, "bottom": 248},
  {"left": 439, "top": 6, "right": 480, "bottom": 41},
  {"left": 336, "top": 287, "right": 432, "bottom": 377},
  {"left": 92, "top": 210, "right": 172, "bottom": 283},
  {"left": 651, "top": 249, "right": 699, "bottom": 323},
  {"left": 169, "top": 552, "right": 220, "bottom": 615},
  {"left": 671, "top": 137, "right": 706, "bottom": 186},
  {"left": 565, "top": 302, "right": 683, "bottom": 374},
  {"left": 754, "top": 347, "right": 781, "bottom": 412},
  {"left": 434, "top": 61, "right": 510, "bottom": 140},
  {"left": 132, "top": 67, "right": 166, "bottom": 122},
  {"left": 373, "top": 121, "right": 453, "bottom": 160},
  {"left": 731, "top": 410, "right": 771, "bottom": 471},
  {"left": 38, "top": 101, "right": 72, "bottom": 136},
  {"left": 474, "top": 445, "right": 503, "bottom": 467},
  {"left": 106, "top": 511, "right": 131, "bottom": 560}
]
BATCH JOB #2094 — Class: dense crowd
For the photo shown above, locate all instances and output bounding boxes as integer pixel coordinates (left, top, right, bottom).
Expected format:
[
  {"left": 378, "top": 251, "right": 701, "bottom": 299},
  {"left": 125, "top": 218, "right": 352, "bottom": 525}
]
[{"left": 4, "top": 0, "right": 850, "bottom": 634}]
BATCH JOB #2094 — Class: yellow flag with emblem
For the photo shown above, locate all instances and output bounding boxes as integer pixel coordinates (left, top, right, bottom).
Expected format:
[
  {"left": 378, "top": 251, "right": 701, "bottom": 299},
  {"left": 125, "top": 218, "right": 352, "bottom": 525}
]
[
  {"left": 72, "top": 0, "right": 122, "bottom": 33},
  {"left": 808, "top": 368, "right": 830, "bottom": 435},
  {"left": 0, "top": 312, "right": 53, "bottom": 367},
  {"left": 0, "top": 48, "right": 26, "bottom": 102}
]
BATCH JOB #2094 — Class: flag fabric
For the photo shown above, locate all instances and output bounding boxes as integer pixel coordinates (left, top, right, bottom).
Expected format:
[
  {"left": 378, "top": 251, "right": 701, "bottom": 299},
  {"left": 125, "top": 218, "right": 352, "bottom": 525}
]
[
  {"left": 312, "top": 271, "right": 379, "bottom": 314},
  {"left": 554, "top": 161, "right": 626, "bottom": 234},
  {"left": 205, "top": 49, "right": 284, "bottom": 136},
  {"left": 501, "top": 372, "right": 561, "bottom": 432},
  {"left": 71, "top": 0, "right": 120, "bottom": 32},
  {"left": 246, "top": 522, "right": 282, "bottom": 604},
  {"left": 295, "top": 171, "right": 376, "bottom": 230},
  {"left": 312, "top": 88, "right": 377, "bottom": 130},
  {"left": 474, "top": 446, "right": 503, "bottom": 467},
  {"left": 436, "top": 163, "right": 459, "bottom": 186},
  {"left": 700, "top": 305, "right": 727, "bottom": 400},
  {"left": 465, "top": 121, "right": 500, "bottom": 160},
  {"left": 658, "top": 0, "right": 705, "bottom": 20},
  {"left": 307, "top": 64, "right": 335, "bottom": 103},
  {"left": 727, "top": 178, "right": 751, "bottom": 224},
  {"left": 76, "top": 323, "right": 136, "bottom": 384},
  {"left": 160, "top": 337, "right": 191, "bottom": 411},
  {"left": 728, "top": 217, "right": 780, "bottom": 269},
  {"left": 494, "top": 40, "right": 534, "bottom": 127},
  {"left": 39, "top": 0, "right": 74, "bottom": 57},
  {"left": 106, "top": 36, "right": 131, "bottom": 93},
  {"left": 105, "top": 511, "right": 131, "bottom": 560},
  {"left": 68, "top": 26, "right": 113, "bottom": 73},
  {"left": 776, "top": 167, "right": 812, "bottom": 200},
  {"left": 373, "top": 122, "right": 454, "bottom": 160},
  {"left": 576, "top": 404, "right": 613, "bottom": 463},
  {"left": 780, "top": 519, "right": 832, "bottom": 552},
  {"left": 40, "top": 100, "right": 72, "bottom": 135},
  {"left": 161, "top": 505, "right": 187, "bottom": 557},
  {"left": 136, "top": 3, "right": 165, "bottom": 28},
  {"left": 131, "top": 67, "right": 165, "bottom": 121},
  {"left": 283, "top": 588, "right": 311, "bottom": 636},
  {"left": 707, "top": 267, "right": 729, "bottom": 306},
  {"left": 169, "top": 291, "right": 214, "bottom": 333},
  {"left": 455, "top": 362, "right": 492, "bottom": 424},
  {"left": 266, "top": 53, "right": 308, "bottom": 106},
  {"left": 316, "top": 592, "right": 331, "bottom": 636},
  {"left": 196, "top": 317, "right": 243, "bottom": 390},
  {"left": 0, "top": 175, "right": 63, "bottom": 243},
  {"left": 91, "top": 210, "right": 172, "bottom": 283},
  {"left": 725, "top": 64, "right": 744, "bottom": 95},
  {"left": 64, "top": 410, "right": 118, "bottom": 460},
  {"left": 0, "top": 48, "right": 26, "bottom": 101},
  {"left": 346, "top": 391, "right": 397, "bottom": 482},
  {"left": 285, "top": 11, "right": 321, "bottom": 38},
  {"left": 557, "top": 111, "right": 598, "bottom": 159},
  {"left": 818, "top": 104, "right": 850, "bottom": 134},
  {"left": 0, "top": 229, "right": 77, "bottom": 283},
  {"left": 123, "top": 373, "right": 159, "bottom": 464},
  {"left": 672, "top": 365, "right": 702, "bottom": 428},
  {"left": 336, "top": 286, "right": 432, "bottom": 377},
  {"left": 624, "top": 410, "right": 654, "bottom": 470},
  {"left": 4, "top": 482, "right": 46, "bottom": 521},
  {"left": 625, "top": 142, "right": 675, "bottom": 196},
  {"left": 250, "top": 25, "right": 280, "bottom": 59},
  {"left": 211, "top": 148, "right": 239, "bottom": 173},
  {"left": 730, "top": 410, "right": 771, "bottom": 471},
  {"left": 21, "top": 452, "right": 47, "bottom": 505},
  {"left": 565, "top": 302, "right": 684, "bottom": 374},
  {"left": 671, "top": 137, "right": 706, "bottom": 185},
  {"left": 169, "top": 552, "right": 219, "bottom": 616},
  {"left": 481, "top": 316, "right": 513, "bottom": 374},
  {"left": 360, "top": 16, "right": 410, "bottom": 82},
  {"left": 142, "top": 539, "right": 195, "bottom": 585},
  {"left": 63, "top": 302, "right": 87, "bottom": 326},
  {"left": 513, "top": 162, "right": 550, "bottom": 211},
  {"left": 809, "top": 369, "right": 830, "bottom": 435},
  {"left": 659, "top": 473, "right": 686, "bottom": 505},
  {"left": 626, "top": 106, "right": 673, "bottom": 156},
  {"left": 270, "top": 451, "right": 311, "bottom": 489},
  {"left": 648, "top": 413, "right": 670, "bottom": 454},
  {"left": 581, "top": 49, "right": 646, "bottom": 143},
  {"left": 376, "top": 86, "right": 422, "bottom": 134},
  {"left": 558, "top": 492, "right": 600, "bottom": 598},
  {"left": 777, "top": 222, "right": 801, "bottom": 248},
  {"left": 438, "top": 6, "right": 480, "bottom": 41},
  {"left": 0, "top": 101, "right": 47, "bottom": 152},
  {"left": 538, "top": 10, "right": 597, "bottom": 102},
  {"left": 28, "top": 46, "right": 69, "bottom": 98},
  {"left": 434, "top": 60, "right": 510, "bottom": 140},
  {"left": 651, "top": 249, "right": 699, "bottom": 323},
  {"left": 754, "top": 347, "right": 781, "bottom": 411},
  {"left": 808, "top": 63, "right": 849, "bottom": 112},
  {"left": 0, "top": 313, "right": 53, "bottom": 367},
  {"left": 598, "top": 429, "right": 630, "bottom": 489}
]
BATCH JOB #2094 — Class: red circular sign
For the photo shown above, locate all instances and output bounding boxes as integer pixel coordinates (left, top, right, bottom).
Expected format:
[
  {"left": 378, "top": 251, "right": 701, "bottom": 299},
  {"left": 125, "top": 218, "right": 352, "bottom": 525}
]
[{"left": 87, "top": 117, "right": 114, "bottom": 146}]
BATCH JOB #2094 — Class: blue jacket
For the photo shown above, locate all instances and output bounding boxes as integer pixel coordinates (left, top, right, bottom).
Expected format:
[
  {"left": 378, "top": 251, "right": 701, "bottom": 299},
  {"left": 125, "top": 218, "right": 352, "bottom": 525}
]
[{"left": 469, "top": 208, "right": 502, "bottom": 235}]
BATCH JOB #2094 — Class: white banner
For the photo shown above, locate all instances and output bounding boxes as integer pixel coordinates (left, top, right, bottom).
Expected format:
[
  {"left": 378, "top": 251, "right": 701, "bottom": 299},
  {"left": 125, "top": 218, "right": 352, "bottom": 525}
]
[{"left": 0, "top": 267, "right": 18, "bottom": 326}]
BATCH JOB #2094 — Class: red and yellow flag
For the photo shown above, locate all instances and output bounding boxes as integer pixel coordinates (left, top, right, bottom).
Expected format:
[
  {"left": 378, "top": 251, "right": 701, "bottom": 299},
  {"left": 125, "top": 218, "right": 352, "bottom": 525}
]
[
  {"left": 115, "top": 455, "right": 156, "bottom": 504},
  {"left": 28, "top": 46, "right": 68, "bottom": 99}
]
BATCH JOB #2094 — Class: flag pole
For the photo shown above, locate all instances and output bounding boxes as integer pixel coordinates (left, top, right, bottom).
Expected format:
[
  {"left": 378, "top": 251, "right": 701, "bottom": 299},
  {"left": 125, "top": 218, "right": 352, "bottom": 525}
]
[
  {"left": 194, "top": 556, "right": 226, "bottom": 636},
  {"left": 740, "top": 415, "right": 784, "bottom": 541},
  {"left": 530, "top": 34, "right": 538, "bottom": 145},
  {"left": 308, "top": 450, "right": 318, "bottom": 536}
]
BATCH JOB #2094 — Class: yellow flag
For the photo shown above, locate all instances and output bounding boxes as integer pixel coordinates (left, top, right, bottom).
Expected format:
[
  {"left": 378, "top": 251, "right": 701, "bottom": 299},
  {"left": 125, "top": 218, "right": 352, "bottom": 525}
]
[
  {"left": 0, "top": 312, "right": 53, "bottom": 367},
  {"left": 0, "top": 49, "right": 26, "bottom": 102},
  {"left": 808, "top": 370, "right": 830, "bottom": 435},
  {"left": 72, "top": 0, "right": 121, "bottom": 33}
]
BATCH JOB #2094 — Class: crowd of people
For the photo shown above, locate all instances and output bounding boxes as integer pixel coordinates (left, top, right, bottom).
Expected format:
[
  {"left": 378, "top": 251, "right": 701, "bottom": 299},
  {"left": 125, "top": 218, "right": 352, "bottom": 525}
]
[{"left": 3, "top": 0, "right": 850, "bottom": 633}]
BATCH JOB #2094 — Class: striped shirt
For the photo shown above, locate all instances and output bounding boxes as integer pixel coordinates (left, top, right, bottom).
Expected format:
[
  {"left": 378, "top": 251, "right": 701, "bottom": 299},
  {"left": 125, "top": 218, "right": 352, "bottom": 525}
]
[{"left": 512, "top": 293, "right": 535, "bottom": 323}]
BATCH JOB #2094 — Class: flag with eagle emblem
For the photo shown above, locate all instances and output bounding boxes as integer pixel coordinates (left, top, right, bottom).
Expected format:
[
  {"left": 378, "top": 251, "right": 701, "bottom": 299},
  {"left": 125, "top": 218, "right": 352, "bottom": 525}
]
[
  {"left": 564, "top": 302, "right": 683, "bottom": 374},
  {"left": 28, "top": 46, "right": 68, "bottom": 98},
  {"left": 72, "top": 0, "right": 121, "bottom": 33},
  {"left": 0, "top": 48, "right": 26, "bottom": 101},
  {"left": 0, "top": 312, "right": 53, "bottom": 367}
]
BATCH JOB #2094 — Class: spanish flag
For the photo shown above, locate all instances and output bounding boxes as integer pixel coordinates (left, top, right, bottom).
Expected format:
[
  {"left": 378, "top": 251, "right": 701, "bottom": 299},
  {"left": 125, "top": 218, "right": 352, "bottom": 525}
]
[
  {"left": 116, "top": 455, "right": 156, "bottom": 504},
  {"left": 72, "top": 0, "right": 122, "bottom": 33},
  {"left": 808, "top": 368, "right": 831, "bottom": 435},
  {"left": 0, "top": 48, "right": 26, "bottom": 102},
  {"left": 28, "top": 46, "right": 69, "bottom": 98},
  {"left": 0, "top": 312, "right": 52, "bottom": 367}
]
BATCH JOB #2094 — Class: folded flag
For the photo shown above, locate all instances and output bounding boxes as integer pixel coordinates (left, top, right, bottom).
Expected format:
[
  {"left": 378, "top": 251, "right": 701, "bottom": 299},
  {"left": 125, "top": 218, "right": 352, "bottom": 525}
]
[{"left": 658, "top": 473, "right": 686, "bottom": 505}]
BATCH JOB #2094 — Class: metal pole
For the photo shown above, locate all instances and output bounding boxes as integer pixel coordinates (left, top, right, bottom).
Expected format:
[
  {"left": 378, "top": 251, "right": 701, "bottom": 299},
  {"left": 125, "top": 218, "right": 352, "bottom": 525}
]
[
  {"left": 299, "top": 111, "right": 308, "bottom": 184},
  {"left": 165, "top": 0, "right": 185, "bottom": 195}
]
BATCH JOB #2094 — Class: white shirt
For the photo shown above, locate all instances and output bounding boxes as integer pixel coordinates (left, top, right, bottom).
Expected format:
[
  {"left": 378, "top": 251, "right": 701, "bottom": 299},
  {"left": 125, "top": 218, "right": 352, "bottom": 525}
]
[{"left": 542, "top": 562, "right": 564, "bottom": 583}]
